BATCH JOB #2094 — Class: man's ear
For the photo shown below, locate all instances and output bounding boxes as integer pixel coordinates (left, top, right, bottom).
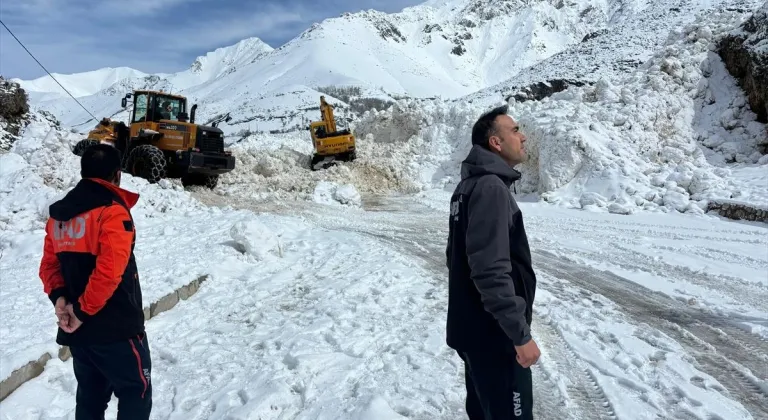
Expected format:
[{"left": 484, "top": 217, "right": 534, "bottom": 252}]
[
  {"left": 113, "top": 170, "right": 122, "bottom": 186},
  {"left": 488, "top": 135, "right": 502, "bottom": 152}
]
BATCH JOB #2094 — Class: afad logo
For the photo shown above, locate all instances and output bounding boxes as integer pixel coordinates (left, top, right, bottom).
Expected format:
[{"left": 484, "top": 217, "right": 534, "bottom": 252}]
[
  {"left": 513, "top": 391, "right": 522, "bottom": 417},
  {"left": 54, "top": 216, "right": 88, "bottom": 241}
]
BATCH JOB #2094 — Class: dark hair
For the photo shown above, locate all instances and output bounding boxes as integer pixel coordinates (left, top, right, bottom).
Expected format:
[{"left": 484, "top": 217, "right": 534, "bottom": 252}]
[
  {"left": 471, "top": 104, "right": 509, "bottom": 149},
  {"left": 81, "top": 143, "right": 122, "bottom": 181}
]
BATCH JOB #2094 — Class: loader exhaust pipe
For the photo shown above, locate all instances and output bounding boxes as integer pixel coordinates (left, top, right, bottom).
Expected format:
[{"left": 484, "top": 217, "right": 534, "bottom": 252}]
[{"left": 190, "top": 104, "right": 198, "bottom": 124}]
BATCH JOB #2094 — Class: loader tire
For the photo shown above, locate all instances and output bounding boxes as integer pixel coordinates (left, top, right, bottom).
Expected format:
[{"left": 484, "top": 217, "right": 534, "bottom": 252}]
[
  {"left": 126, "top": 144, "right": 167, "bottom": 184},
  {"left": 72, "top": 139, "right": 99, "bottom": 156},
  {"left": 181, "top": 173, "right": 218, "bottom": 189}
]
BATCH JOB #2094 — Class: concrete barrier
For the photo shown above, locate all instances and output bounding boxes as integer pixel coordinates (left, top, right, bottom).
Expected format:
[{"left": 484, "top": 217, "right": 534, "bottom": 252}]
[
  {"left": 0, "top": 274, "right": 209, "bottom": 402},
  {"left": 707, "top": 200, "right": 768, "bottom": 223}
]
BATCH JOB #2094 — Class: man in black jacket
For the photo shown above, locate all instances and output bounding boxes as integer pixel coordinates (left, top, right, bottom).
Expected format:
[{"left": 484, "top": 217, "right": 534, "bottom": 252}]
[
  {"left": 446, "top": 104, "right": 540, "bottom": 419},
  {"left": 39, "top": 144, "right": 151, "bottom": 419}
]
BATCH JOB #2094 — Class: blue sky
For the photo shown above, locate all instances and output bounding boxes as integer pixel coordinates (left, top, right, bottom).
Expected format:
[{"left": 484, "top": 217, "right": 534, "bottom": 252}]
[{"left": 1, "top": 0, "right": 423, "bottom": 80}]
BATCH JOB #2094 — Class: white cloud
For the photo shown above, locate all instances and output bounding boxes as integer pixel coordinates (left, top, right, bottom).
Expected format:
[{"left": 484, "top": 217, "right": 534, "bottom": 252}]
[
  {"left": 129, "top": 7, "right": 309, "bottom": 52},
  {"left": 95, "top": 0, "right": 213, "bottom": 16}
]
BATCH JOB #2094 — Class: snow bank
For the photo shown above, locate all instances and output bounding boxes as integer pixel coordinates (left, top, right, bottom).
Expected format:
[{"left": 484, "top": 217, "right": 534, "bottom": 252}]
[
  {"left": 0, "top": 113, "right": 208, "bottom": 234},
  {"left": 352, "top": 99, "right": 479, "bottom": 189},
  {"left": 351, "top": 9, "right": 768, "bottom": 215},
  {"left": 718, "top": 1, "right": 768, "bottom": 127},
  {"left": 511, "top": 10, "right": 767, "bottom": 213}
]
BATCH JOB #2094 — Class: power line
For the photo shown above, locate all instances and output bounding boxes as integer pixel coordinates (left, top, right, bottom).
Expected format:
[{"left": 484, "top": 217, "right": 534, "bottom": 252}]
[{"left": 0, "top": 18, "right": 97, "bottom": 122}]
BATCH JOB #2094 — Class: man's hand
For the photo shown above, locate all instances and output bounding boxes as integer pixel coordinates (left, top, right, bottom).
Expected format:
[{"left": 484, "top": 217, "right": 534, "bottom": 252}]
[
  {"left": 515, "top": 338, "right": 541, "bottom": 368},
  {"left": 55, "top": 297, "right": 70, "bottom": 329},
  {"left": 59, "top": 304, "right": 83, "bottom": 333}
]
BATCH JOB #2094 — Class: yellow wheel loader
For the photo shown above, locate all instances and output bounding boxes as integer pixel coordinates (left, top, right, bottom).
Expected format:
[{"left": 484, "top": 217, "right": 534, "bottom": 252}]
[
  {"left": 308, "top": 95, "right": 356, "bottom": 170},
  {"left": 72, "top": 90, "right": 236, "bottom": 189},
  {"left": 121, "top": 89, "right": 236, "bottom": 188}
]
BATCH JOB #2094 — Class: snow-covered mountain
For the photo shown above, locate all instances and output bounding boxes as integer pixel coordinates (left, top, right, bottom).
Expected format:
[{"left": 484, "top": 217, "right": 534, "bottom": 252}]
[
  {"left": 17, "top": 0, "right": 612, "bottom": 99},
  {"left": 15, "top": 0, "right": 688, "bottom": 129},
  {"left": 14, "top": 67, "right": 148, "bottom": 99}
]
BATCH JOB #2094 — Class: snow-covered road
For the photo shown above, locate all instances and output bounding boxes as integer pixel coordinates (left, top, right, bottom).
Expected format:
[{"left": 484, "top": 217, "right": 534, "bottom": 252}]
[
  {"left": 193, "top": 189, "right": 768, "bottom": 420},
  {"left": 2, "top": 187, "right": 766, "bottom": 419}
]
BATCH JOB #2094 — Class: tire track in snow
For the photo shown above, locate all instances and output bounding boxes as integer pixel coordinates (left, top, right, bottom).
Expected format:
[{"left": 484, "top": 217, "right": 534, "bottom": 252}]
[
  {"left": 535, "top": 250, "right": 768, "bottom": 373},
  {"left": 533, "top": 314, "right": 620, "bottom": 420},
  {"left": 540, "top": 242, "right": 768, "bottom": 314},
  {"left": 535, "top": 250, "right": 768, "bottom": 419}
]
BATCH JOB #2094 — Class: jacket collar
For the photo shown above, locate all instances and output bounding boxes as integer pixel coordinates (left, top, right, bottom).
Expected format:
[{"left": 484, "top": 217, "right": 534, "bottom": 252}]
[{"left": 86, "top": 178, "right": 140, "bottom": 209}]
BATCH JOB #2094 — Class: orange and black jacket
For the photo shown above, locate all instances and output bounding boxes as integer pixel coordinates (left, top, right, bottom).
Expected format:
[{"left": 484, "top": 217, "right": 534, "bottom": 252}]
[{"left": 39, "top": 178, "right": 144, "bottom": 346}]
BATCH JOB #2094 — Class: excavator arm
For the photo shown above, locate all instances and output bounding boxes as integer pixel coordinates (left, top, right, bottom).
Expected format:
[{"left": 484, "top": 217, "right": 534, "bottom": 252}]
[{"left": 319, "top": 96, "right": 337, "bottom": 133}]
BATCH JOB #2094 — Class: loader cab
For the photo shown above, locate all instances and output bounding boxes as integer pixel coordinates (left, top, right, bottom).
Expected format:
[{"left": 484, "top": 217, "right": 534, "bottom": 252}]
[{"left": 123, "top": 91, "right": 189, "bottom": 123}]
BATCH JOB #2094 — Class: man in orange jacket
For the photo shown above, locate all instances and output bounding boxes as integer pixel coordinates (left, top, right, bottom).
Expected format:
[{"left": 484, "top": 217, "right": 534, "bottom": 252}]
[{"left": 39, "top": 144, "right": 151, "bottom": 419}]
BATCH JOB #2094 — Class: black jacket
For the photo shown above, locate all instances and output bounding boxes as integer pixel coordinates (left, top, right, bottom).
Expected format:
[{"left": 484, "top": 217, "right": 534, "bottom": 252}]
[
  {"left": 40, "top": 178, "right": 144, "bottom": 346},
  {"left": 445, "top": 145, "right": 537, "bottom": 352}
]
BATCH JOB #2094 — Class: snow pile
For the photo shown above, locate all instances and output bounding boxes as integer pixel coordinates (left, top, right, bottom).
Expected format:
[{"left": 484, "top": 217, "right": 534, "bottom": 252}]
[
  {"left": 0, "top": 117, "right": 82, "bottom": 234},
  {"left": 218, "top": 98, "right": 475, "bottom": 203},
  {"left": 352, "top": 8, "right": 768, "bottom": 214},
  {"left": 352, "top": 99, "right": 479, "bottom": 189},
  {"left": 695, "top": 51, "right": 767, "bottom": 165},
  {"left": 312, "top": 181, "right": 362, "bottom": 207},
  {"left": 717, "top": 1, "right": 768, "bottom": 134},
  {"left": 208, "top": 131, "right": 419, "bottom": 204},
  {"left": 229, "top": 218, "right": 283, "bottom": 260},
  {"left": 510, "top": 10, "right": 767, "bottom": 213}
]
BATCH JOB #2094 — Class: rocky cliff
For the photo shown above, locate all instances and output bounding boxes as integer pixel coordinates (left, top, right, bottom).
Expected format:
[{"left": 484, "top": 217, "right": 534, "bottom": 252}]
[
  {"left": 0, "top": 76, "right": 30, "bottom": 151},
  {"left": 717, "top": 2, "right": 768, "bottom": 153}
]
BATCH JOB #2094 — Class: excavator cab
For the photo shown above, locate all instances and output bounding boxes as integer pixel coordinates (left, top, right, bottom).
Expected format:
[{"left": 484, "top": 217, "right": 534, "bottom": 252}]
[{"left": 308, "top": 95, "right": 356, "bottom": 170}]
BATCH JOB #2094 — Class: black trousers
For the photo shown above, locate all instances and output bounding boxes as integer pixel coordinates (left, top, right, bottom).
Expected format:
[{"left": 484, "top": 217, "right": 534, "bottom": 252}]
[
  {"left": 458, "top": 349, "right": 533, "bottom": 419},
  {"left": 69, "top": 333, "right": 152, "bottom": 420}
]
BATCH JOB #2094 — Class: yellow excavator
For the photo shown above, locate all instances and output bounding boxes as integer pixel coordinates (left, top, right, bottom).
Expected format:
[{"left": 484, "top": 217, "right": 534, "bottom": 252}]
[{"left": 308, "top": 95, "right": 356, "bottom": 170}]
